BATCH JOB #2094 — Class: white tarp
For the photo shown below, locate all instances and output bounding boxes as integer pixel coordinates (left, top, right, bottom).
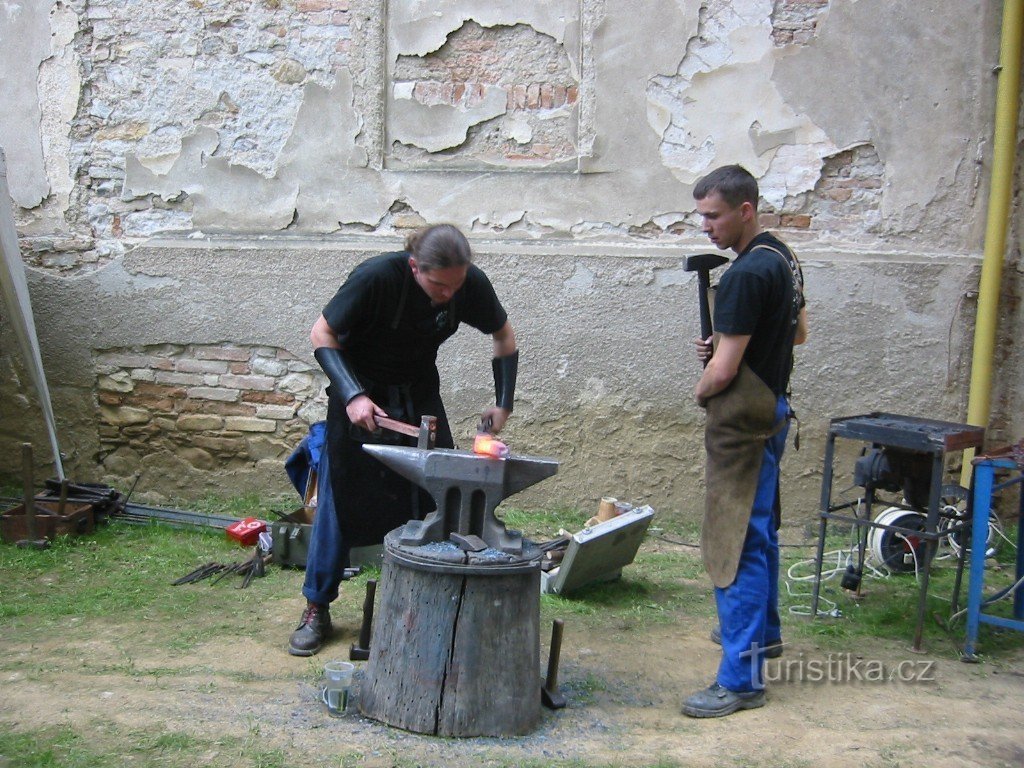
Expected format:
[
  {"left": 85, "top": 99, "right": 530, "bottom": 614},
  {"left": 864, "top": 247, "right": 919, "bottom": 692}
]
[{"left": 0, "top": 148, "right": 65, "bottom": 479}]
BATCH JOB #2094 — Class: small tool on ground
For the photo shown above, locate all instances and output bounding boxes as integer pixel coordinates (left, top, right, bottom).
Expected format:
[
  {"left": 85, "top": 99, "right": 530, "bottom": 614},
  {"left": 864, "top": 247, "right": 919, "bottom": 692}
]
[
  {"left": 541, "top": 618, "right": 568, "bottom": 709},
  {"left": 350, "top": 578, "right": 377, "bottom": 661}
]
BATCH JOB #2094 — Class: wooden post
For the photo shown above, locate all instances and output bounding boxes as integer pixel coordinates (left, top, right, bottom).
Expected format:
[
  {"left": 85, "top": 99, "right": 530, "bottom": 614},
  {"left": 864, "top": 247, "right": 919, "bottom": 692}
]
[{"left": 359, "top": 536, "right": 542, "bottom": 737}]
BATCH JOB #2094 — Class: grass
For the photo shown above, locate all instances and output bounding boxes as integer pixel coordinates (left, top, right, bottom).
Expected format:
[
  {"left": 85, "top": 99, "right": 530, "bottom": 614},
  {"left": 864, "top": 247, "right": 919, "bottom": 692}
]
[{"left": 1, "top": 493, "right": 1022, "bottom": 767}]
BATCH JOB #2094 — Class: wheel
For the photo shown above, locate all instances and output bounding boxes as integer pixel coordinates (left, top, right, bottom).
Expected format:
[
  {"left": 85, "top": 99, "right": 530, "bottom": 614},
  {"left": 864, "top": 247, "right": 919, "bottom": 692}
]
[
  {"left": 937, "top": 484, "right": 1002, "bottom": 559},
  {"left": 868, "top": 507, "right": 927, "bottom": 573}
]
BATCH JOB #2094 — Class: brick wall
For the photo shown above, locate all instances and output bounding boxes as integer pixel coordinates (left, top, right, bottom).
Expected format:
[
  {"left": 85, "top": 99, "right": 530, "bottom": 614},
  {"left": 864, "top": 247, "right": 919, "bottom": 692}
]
[
  {"left": 389, "top": 21, "right": 579, "bottom": 167},
  {"left": 771, "top": 0, "right": 830, "bottom": 46},
  {"left": 95, "top": 344, "right": 324, "bottom": 478}
]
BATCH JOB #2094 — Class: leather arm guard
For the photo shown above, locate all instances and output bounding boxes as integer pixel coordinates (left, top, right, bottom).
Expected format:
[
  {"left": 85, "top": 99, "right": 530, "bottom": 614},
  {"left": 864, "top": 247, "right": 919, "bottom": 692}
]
[
  {"left": 314, "top": 346, "right": 366, "bottom": 405},
  {"left": 492, "top": 350, "right": 519, "bottom": 412}
]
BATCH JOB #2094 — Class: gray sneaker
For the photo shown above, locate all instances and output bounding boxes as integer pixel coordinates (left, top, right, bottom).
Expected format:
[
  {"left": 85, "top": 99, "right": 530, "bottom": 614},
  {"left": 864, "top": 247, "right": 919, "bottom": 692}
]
[
  {"left": 288, "top": 602, "right": 332, "bottom": 656},
  {"left": 681, "top": 683, "right": 765, "bottom": 718},
  {"left": 710, "top": 625, "right": 783, "bottom": 658}
]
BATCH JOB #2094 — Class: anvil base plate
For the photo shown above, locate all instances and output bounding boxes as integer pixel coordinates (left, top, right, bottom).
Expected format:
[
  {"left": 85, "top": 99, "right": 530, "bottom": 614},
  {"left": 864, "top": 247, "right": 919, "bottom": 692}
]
[{"left": 384, "top": 529, "right": 542, "bottom": 576}]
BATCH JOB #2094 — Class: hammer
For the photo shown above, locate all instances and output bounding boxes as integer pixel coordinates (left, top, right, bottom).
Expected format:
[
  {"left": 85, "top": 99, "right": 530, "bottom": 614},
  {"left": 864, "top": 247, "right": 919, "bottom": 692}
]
[
  {"left": 684, "top": 253, "right": 729, "bottom": 366},
  {"left": 350, "top": 578, "right": 377, "bottom": 661},
  {"left": 374, "top": 415, "right": 437, "bottom": 449},
  {"left": 541, "top": 618, "right": 567, "bottom": 709}
]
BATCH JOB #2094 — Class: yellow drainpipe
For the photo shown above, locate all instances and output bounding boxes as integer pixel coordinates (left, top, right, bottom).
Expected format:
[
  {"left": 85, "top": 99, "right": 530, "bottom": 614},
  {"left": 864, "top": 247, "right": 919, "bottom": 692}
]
[{"left": 960, "top": 0, "right": 1024, "bottom": 488}]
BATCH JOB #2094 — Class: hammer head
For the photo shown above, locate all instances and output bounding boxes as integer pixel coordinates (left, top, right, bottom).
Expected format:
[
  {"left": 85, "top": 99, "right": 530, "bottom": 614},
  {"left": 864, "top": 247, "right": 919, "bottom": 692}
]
[{"left": 684, "top": 252, "right": 729, "bottom": 273}]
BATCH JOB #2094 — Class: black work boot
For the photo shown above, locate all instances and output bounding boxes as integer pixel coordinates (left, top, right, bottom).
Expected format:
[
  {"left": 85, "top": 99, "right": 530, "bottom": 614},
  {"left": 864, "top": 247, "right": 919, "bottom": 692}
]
[{"left": 288, "top": 601, "right": 332, "bottom": 656}]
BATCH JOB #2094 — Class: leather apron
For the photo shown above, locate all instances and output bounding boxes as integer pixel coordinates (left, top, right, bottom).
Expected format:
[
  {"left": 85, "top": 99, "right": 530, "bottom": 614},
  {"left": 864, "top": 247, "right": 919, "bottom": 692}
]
[{"left": 701, "top": 291, "right": 786, "bottom": 588}]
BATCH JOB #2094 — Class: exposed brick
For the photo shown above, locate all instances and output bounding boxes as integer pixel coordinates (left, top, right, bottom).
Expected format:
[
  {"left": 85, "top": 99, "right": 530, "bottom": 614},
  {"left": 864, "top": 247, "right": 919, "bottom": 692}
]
[
  {"left": 242, "top": 390, "right": 297, "bottom": 405},
  {"left": 124, "top": 395, "right": 176, "bottom": 411},
  {"left": 192, "top": 435, "right": 248, "bottom": 453},
  {"left": 780, "top": 214, "right": 812, "bottom": 228},
  {"left": 133, "top": 381, "right": 187, "bottom": 399},
  {"left": 256, "top": 404, "right": 298, "bottom": 420},
  {"left": 566, "top": 85, "right": 579, "bottom": 104},
  {"left": 100, "top": 405, "right": 151, "bottom": 426},
  {"left": 180, "top": 399, "right": 257, "bottom": 417},
  {"left": 511, "top": 84, "right": 527, "bottom": 110},
  {"left": 155, "top": 371, "right": 207, "bottom": 387},
  {"left": 219, "top": 374, "right": 276, "bottom": 391},
  {"left": 98, "top": 391, "right": 123, "bottom": 406},
  {"left": 297, "top": 0, "right": 349, "bottom": 12},
  {"left": 175, "top": 359, "right": 229, "bottom": 374},
  {"left": 540, "top": 84, "right": 553, "bottom": 109},
  {"left": 759, "top": 213, "right": 782, "bottom": 228},
  {"left": 194, "top": 346, "right": 251, "bottom": 362},
  {"left": 526, "top": 84, "right": 540, "bottom": 109},
  {"left": 229, "top": 361, "right": 252, "bottom": 374},
  {"left": 187, "top": 386, "right": 241, "bottom": 402},
  {"left": 177, "top": 414, "right": 225, "bottom": 431},
  {"left": 224, "top": 416, "right": 278, "bottom": 433}
]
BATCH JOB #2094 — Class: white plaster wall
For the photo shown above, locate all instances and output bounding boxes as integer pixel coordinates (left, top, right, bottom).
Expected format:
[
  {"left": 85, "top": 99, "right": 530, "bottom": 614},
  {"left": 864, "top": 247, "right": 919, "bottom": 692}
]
[{"left": 0, "top": 0, "right": 1018, "bottom": 523}]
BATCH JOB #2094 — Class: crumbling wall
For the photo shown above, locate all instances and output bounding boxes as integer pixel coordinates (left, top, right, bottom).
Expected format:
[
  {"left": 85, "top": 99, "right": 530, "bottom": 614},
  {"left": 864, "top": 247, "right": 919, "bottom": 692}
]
[{"left": 0, "top": 0, "right": 1014, "bottom": 519}]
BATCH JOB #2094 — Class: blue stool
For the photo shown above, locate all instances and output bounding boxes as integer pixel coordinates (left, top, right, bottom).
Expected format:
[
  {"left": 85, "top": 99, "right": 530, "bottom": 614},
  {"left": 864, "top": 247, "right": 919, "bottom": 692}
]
[{"left": 963, "top": 457, "right": 1024, "bottom": 660}]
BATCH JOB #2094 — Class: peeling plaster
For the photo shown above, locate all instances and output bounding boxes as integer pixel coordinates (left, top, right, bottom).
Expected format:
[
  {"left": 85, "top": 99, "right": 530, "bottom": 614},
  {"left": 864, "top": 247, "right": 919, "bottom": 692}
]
[
  {"left": 125, "top": 70, "right": 394, "bottom": 232},
  {"left": 773, "top": 1, "right": 988, "bottom": 238},
  {"left": 650, "top": 0, "right": 835, "bottom": 207},
  {"left": 390, "top": 87, "right": 508, "bottom": 152},
  {"left": 0, "top": 0, "right": 54, "bottom": 207},
  {"left": 388, "top": 0, "right": 581, "bottom": 79}
]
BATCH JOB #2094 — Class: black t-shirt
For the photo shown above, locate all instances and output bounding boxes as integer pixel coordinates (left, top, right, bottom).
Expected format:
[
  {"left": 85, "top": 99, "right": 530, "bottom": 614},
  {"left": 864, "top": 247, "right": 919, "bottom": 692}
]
[
  {"left": 322, "top": 251, "right": 508, "bottom": 384},
  {"left": 712, "top": 232, "right": 804, "bottom": 396}
]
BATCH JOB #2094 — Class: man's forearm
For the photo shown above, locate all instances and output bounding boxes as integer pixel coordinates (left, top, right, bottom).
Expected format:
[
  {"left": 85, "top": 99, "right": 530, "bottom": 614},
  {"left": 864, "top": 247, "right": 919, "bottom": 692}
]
[{"left": 695, "top": 358, "right": 737, "bottom": 403}]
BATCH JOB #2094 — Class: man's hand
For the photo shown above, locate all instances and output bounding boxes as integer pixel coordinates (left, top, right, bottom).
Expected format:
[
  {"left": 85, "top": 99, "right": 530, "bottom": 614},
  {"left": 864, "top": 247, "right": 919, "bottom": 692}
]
[
  {"left": 346, "top": 395, "right": 387, "bottom": 433},
  {"left": 695, "top": 335, "right": 713, "bottom": 364},
  {"left": 480, "top": 406, "right": 511, "bottom": 434}
]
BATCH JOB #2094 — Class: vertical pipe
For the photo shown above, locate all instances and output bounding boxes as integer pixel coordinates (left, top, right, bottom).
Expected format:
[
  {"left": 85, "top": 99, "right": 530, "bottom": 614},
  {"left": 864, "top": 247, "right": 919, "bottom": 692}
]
[{"left": 962, "top": 0, "right": 1024, "bottom": 484}]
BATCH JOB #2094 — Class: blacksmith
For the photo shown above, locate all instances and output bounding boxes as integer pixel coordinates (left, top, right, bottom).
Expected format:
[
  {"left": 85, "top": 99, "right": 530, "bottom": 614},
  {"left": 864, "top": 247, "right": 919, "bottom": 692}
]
[
  {"left": 683, "top": 165, "right": 807, "bottom": 717},
  {"left": 289, "top": 223, "right": 518, "bottom": 656}
]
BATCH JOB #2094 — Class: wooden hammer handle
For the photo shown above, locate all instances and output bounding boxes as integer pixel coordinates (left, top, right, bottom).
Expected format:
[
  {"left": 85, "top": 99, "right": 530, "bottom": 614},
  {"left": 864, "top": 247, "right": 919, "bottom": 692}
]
[{"left": 374, "top": 415, "right": 420, "bottom": 438}]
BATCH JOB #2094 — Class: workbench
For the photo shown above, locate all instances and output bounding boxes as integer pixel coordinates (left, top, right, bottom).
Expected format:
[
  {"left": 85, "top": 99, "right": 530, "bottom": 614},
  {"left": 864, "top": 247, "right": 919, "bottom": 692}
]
[
  {"left": 810, "top": 412, "right": 985, "bottom": 651},
  {"left": 963, "top": 456, "right": 1024, "bottom": 660}
]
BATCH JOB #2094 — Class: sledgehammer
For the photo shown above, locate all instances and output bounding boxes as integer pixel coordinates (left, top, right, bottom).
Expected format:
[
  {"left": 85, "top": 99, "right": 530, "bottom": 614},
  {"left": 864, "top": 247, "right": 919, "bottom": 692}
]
[
  {"left": 684, "top": 253, "right": 729, "bottom": 366},
  {"left": 541, "top": 618, "right": 567, "bottom": 709}
]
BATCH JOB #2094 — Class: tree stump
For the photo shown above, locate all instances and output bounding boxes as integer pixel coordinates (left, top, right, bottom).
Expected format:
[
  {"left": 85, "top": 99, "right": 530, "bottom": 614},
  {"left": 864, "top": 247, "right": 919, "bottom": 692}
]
[{"left": 359, "top": 532, "right": 542, "bottom": 737}]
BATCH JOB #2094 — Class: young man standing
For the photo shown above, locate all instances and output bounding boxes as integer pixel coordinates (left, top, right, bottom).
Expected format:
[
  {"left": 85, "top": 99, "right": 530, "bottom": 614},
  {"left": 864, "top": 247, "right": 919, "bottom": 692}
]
[{"left": 683, "top": 165, "right": 807, "bottom": 717}]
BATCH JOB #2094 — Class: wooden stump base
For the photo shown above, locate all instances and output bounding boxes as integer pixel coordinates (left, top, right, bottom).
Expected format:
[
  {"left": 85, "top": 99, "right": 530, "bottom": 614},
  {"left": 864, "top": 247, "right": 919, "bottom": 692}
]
[{"left": 358, "top": 533, "right": 541, "bottom": 737}]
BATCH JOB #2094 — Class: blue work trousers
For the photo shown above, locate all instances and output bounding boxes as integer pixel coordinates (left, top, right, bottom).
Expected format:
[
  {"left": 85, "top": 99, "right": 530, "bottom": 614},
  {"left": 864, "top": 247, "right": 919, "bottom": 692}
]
[
  {"left": 301, "top": 445, "right": 351, "bottom": 606},
  {"left": 715, "top": 395, "right": 789, "bottom": 692}
]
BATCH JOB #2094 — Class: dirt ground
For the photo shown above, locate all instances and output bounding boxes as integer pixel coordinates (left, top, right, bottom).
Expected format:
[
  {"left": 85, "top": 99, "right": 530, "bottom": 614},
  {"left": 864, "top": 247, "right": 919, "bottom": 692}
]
[{"left": 3, "top": 540, "right": 1024, "bottom": 768}]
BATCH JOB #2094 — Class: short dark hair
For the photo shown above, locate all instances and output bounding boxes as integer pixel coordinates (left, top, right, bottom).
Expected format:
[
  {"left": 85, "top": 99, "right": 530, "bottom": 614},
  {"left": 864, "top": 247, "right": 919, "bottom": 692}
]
[
  {"left": 693, "top": 164, "right": 759, "bottom": 210},
  {"left": 404, "top": 224, "right": 472, "bottom": 271}
]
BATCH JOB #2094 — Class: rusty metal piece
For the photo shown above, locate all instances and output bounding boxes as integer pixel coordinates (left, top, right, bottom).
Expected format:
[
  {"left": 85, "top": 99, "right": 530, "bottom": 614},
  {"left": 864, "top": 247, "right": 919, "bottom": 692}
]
[
  {"left": 450, "top": 532, "right": 488, "bottom": 552},
  {"left": 16, "top": 443, "right": 48, "bottom": 550}
]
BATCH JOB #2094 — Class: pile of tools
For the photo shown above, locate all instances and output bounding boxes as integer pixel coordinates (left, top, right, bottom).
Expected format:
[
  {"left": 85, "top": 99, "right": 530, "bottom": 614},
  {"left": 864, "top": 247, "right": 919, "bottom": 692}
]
[{"left": 172, "top": 548, "right": 272, "bottom": 589}]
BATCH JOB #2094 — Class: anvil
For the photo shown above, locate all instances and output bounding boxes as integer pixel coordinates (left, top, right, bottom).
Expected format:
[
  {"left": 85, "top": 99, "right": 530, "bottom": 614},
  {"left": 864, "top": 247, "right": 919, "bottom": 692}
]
[{"left": 361, "top": 444, "right": 558, "bottom": 555}]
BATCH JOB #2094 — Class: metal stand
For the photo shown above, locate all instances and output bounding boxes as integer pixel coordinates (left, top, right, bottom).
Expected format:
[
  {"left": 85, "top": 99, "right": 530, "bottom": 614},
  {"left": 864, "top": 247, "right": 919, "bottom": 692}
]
[
  {"left": 963, "top": 457, "right": 1024, "bottom": 660},
  {"left": 810, "top": 413, "right": 985, "bottom": 651}
]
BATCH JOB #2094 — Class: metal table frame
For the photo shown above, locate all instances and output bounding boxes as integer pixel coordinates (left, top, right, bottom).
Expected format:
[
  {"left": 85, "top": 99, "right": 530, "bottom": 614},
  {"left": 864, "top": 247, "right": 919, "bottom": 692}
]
[
  {"left": 962, "top": 457, "right": 1024, "bottom": 660},
  {"left": 810, "top": 413, "right": 985, "bottom": 651}
]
